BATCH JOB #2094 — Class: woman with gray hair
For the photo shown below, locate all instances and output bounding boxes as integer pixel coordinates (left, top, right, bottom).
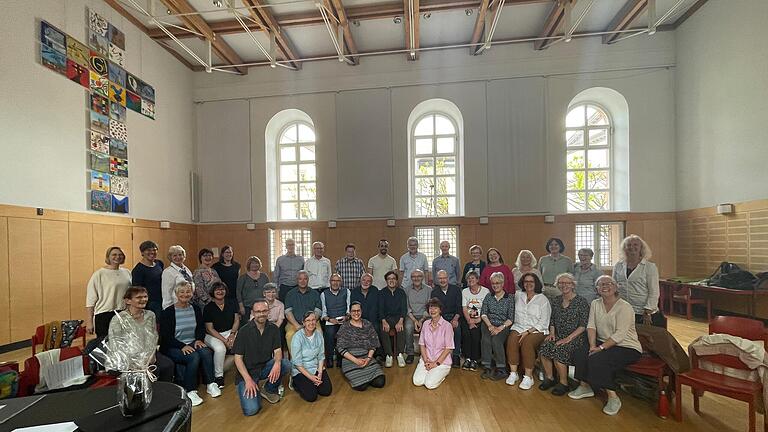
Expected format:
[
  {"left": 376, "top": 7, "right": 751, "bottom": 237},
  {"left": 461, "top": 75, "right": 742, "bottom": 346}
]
[
  {"left": 479, "top": 272, "right": 515, "bottom": 381},
  {"left": 573, "top": 248, "right": 602, "bottom": 303},
  {"left": 568, "top": 275, "right": 641, "bottom": 416},
  {"left": 612, "top": 235, "right": 664, "bottom": 327},
  {"left": 538, "top": 273, "right": 590, "bottom": 396},
  {"left": 162, "top": 245, "right": 194, "bottom": 310},
  {"left": 236, "top": 256, "right": 270, "bottom": 318},
  {"left": 512, "top": 249, "right": 541, "bottom": 284}
]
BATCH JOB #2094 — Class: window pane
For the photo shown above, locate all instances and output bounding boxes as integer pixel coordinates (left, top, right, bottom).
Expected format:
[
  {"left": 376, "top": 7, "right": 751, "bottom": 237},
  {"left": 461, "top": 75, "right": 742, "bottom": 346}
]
[
  {"left": 436, "top": 137, "right": 454, "bottom": 154},
  {"left": 280, "top": 125, "right": 297, "bottom": 144},
  {"left": 589, "top": 129, "right": 608, "bottom": 146},
  {"left": 299, "top": 146, "right": 315, "bottom": 161},
  {"left": 297, "top": 124, "right": 315, "bottom": 142},
  {"left": 280, "top": 165, "right": 298, "bottom": 182},
  {"left": 436, "top": 176, "right": 456, "bottom": 195},
  {"left": 566, "top": 106, "right": 585, "bottom": 127},
  {"left": 435, "top": 157, "right": 455, "bottom": 175},
  {"left": 567, "top": 171, "right": 583, "bottom": 191},
  {"left": 588, "top": 170, "right": 609, "bottom": 190},
  {"left": 299, "top": 202, "right": 316, "bottom": 219},
  {"left": 587, "top": 192, "right": 610, "bottom": 211},
  {"left": 415, "top": 197, "right": 433, "bottom": 216},
  {"left": 566, "top": 150, "right": 585, "bottom": 169},
  {"left": 415, "top": 138, "right": 432, "bottom": 155},
  {"left": 280, "top": 183, "right": 298, "bottom": 200},
  {"left": 587, "top": 149, "right": 609, "bottom": 168},
  {"left": 434, "top": 115, "right": 455, "bottom": 135},
  {"left": 438, "top": 227, "right": 457, "bottom": 248},
  {"left": 414, "top": 116, "right": 433, "bottom": 136},
  {"left": 299, "top": 164, "right": 316, "bottom": 181},
  {"left": 416, "top": 228, "right": 436, "bottom": 262},
  {"left": 567, "top": 192, "right": 586, "bottom": 212},
  {"left": 281, "top": 202, "right": 298, "bottom": 220},
  {"left": 575, "top": 224, "right": 595, "bottom": 254},
  {"left": 299, "top": 183, "right": 316, "bottom": 200},
  {"left": 280, "top": 146, "right": 295, "bottom": 162},
  {"left": 436, "top": 196, "right": 456, "bottom": 216},
  {"left": 415, "top": 158, "right": 434, "bottom": 176},
  {"left": 415, "top": 177, "right": 434, "bottom": 196},
  {"left": 587, "top": 106, "right": 609, "bottom": 126},
  {"left": 566, "top": 130, "right": 584, "bottom": 148}
]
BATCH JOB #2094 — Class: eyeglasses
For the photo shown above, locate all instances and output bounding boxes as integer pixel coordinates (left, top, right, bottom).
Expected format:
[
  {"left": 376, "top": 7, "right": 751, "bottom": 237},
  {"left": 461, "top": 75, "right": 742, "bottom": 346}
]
[{"left": 253, "top": 309, "right": 269, "bottom": 314}]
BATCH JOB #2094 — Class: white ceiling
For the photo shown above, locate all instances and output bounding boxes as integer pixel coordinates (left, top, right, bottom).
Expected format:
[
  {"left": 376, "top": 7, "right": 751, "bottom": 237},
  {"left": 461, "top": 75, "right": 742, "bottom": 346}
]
[{"left": 122, "top": 0, "right": 703, "bottom": 68}]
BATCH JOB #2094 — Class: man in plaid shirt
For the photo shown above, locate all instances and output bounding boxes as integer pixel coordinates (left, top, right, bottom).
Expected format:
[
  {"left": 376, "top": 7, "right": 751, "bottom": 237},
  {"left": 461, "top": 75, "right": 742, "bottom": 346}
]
[{"left": 335, "top": 243, "right": 365, "bottom": 291}]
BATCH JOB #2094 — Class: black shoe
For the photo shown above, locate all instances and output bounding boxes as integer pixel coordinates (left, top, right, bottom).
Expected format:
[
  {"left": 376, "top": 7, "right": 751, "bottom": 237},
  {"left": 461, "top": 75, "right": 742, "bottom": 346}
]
[
  {"left": 491, "top": 368, "right": 508, "bottom": 381},
  {"left": 336, "top": 358, "right": 342, "bottom": 368},
  {"left": 469, "top": 360, "right": 478, "bottom": 371},
  {"left": 215, "top": 376, "right": 225, "bottom": 389},
  {"left": 326, "top": 359, "right": 334, "bottom": 369},
  {"left": 538, "top": 378, "right": 556, "bottom": 391},
  {"left": 481, "top": 368, "right": 493, "bottom": 379},
  {"left": 405, "top": 355, "right": 414, "bottom": 364},
  {"left": 461, "top": 359, "right": 472, "bottom": 370},
  {"left": 451, "top": 356, "right": 461, "bottom": 368},
  {"left": 551, "top": 383, "right": 569, "bottom": 396}
]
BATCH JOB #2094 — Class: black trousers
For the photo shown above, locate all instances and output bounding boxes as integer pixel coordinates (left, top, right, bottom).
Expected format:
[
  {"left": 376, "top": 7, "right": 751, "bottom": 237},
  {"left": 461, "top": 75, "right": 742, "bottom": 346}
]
[
  {"left": 154, "top": 352, "right": 175, "bottom": 383},
  {"left": 292, "top": 370, "right": 332, "bottom": 402},
  {"left": 352, "top": 374, "right": 386, "bottom": 391},
  {"left": 573, "top": 343, "right": 641, "bottom": 391},
  {"left": 379, "top": 317, "right": 405, "bottom": 356},
  {"left": 460, "top": 318, "right": 482, "bottom": 361},
  {"left": 94, "top": 311, "right": 119, "bottom": 339}
]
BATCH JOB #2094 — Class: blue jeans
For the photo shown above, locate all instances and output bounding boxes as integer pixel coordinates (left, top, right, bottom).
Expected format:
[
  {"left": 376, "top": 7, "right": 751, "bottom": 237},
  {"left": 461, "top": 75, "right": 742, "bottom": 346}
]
[
  {"left": 166, "top": 346, "right": 215, "bottom": 391},
  {"left": 236, "top": 358, "right": 292, "bottom": 416}
]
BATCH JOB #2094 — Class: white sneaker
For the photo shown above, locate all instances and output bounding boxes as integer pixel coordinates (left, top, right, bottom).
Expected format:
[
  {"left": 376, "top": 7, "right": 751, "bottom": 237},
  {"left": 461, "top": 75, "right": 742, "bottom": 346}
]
[
  {"left": 385, "top": 355, "right": 393, "bottom": 368},
  {"left": 538, "top": 370, "right": 545, "bottom": 381},
  {"left": 505, "top": 371, "right": 519, "bottom": 386},
  {"left": 603, "top": 397, "right": 622, "bottom": 415},
  {"left": 397, "top": 353, "right": 406, "bottom": 368},
  {"left": 207, "top": 382, "right": 221, "bottom": 398},
  {"left": 187, "top": 390, "right": 203, "bottom": 406},
  {"left": 519, "top": 375, "right": 534, "bottom": 390}
]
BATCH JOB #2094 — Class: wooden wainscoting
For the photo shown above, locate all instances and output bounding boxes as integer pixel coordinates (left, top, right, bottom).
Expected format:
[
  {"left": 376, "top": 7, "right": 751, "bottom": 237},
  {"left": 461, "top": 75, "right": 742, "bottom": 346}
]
[{"left": 0, "top": 205, "right": 196, "bottom": 345}]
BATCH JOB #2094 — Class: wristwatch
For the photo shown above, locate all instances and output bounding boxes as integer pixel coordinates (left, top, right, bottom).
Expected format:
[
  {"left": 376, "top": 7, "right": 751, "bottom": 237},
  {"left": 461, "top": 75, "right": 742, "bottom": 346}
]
[{"left": 599, "top": 345, "right": 605, "bottom": 351}]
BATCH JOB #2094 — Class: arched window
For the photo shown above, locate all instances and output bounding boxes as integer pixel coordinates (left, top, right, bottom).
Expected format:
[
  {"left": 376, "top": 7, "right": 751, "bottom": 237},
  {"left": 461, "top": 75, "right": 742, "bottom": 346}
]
[
  {"left": 277, "top": 121, "right": 316, "bottom": 220},
  {"left": 566, "top": 103, "right": 612, "bottom": 212},
  {"left": 408, "top": 100, "right": 463, "bottom": 217}
]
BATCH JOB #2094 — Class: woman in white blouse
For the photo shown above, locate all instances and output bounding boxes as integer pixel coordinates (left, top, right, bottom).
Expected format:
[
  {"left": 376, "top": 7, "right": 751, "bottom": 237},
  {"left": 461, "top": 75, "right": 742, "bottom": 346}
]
[
  {"left": 504, "top": 272, "right": 551, "bottom": 389},
  {"left": 161, "top": 245, "right": 195, "bottom": 309},
  {"left": 612, "top": 235, "right": 664, "bottom": 327}
]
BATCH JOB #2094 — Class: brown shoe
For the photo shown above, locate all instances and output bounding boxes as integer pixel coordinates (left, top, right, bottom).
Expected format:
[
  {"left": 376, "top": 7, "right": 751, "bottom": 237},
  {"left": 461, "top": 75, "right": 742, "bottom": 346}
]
[{"left": 260, "top": 388, "right": 281, "bottom": 404}]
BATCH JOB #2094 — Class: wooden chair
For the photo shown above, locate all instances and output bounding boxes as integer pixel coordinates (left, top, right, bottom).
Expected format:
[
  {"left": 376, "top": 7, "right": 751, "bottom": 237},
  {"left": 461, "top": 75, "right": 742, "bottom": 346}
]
[
  {"left": 675, "top": 316, "right": 768, "bottom": 432},
  {"left": 626, "top": 322, "right": 674, "bottom": 418},
  {"left": 31, "top": 324, "right": 87, "bottom": 355},
  {"left": 671, "top": 284, "right": 711, "bottom": 321}
]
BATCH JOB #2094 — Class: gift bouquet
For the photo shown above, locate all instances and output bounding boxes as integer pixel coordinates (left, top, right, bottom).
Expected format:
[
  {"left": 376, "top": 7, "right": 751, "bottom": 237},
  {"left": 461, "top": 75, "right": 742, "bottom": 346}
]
[{"left": 90, "top": 311, "right": 157, "bottom": 417}]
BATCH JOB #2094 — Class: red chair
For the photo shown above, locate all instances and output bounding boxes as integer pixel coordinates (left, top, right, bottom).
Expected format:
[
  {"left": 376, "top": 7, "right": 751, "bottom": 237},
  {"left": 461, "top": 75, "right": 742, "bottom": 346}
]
[
  {"left": 675, "top": 316, "right": 767, "bottom": 432},
  {"left": 31, "top": 324, "right": 87, "bottom": 355},
  {"left": 671, "top": 284, "right": 711, "bottom": 321}
]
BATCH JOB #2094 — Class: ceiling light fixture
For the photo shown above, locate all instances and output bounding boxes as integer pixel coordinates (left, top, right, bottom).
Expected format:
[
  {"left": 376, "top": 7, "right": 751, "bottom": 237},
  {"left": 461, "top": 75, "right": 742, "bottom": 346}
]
[
  {"left": 393, "top": 16, "right": 402, "bottom": 24},
  {"left": 352, "top": 20, "right": 360, "bottom": 26},
  {"left": 213, "top": 0, "right": 223, "bottom": 7},
  {"left": 166, "top": 8, "right": 172, "bottom": 14},
  {"left": 423, "top": 12, "right": 431, "bottom": 19},
  {"left": 465, "top": 9, "right": 473, "bottom": 16}
]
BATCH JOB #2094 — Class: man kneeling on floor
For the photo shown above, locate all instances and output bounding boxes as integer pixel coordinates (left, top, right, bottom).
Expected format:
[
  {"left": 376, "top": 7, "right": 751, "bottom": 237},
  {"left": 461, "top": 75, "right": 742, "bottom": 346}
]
[{"left": 233, "top": 298, "right": 292, "bottom": 416}]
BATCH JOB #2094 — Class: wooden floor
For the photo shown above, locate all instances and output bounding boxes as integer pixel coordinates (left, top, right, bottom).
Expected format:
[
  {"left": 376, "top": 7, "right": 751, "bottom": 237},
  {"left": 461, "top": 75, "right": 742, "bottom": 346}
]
[{"left": 0, "top": 316, "right": 759, "bottom": 431}]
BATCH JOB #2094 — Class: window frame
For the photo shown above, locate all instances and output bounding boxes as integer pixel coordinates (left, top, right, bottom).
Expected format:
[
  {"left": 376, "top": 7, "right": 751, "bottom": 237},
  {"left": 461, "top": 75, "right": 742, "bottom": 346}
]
[
  {"left": 277, "top": 121, "right": 317, "bottom": 221},
  {"left": 414, "top": 225, "right": 460, "bottom": 265},
  {"left": 565, "top": 102, "right": 614, "bottom": 213},
  {"left": 574, "top": 221, "right": 625, "bottom": 270},
  {"left": 269, "top": 228, "right": 312, "bottom": 270},
  {"left": 409, "top": 111, "right": 461, "bottom": 218}
]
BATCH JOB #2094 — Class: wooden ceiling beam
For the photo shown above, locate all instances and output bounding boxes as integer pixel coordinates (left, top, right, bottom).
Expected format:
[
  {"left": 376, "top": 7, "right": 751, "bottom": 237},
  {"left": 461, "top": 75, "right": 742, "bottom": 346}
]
[
  {"left": 403, "top": 0, "right": 420, "bottom": 60},
  {"left": 241, "top": 0, "right": 302, "bottom": 70},
  {"left": 149, "top": 0, "right": 550, "bottom": 39},
  {"left": 159, "top": 0, "right": 248, "bottom": 74},
  {"left": 468, "top": 0, "right": 490, "bottom": 54},
  {"left": 602, "top": 0, "right": 646, "bottom": 44},
  {"left": 533, "top": 0, "right": 577, "bottom": 50},
  {"left": 329, "top": 0, "right": 360, "bottom": 64}
]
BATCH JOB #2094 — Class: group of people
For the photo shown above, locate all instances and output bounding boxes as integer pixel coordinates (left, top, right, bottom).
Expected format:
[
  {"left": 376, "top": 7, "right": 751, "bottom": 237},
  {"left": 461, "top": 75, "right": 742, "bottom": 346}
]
[{"left": 85, "top": 233, "right": 661, "bottom": 416}]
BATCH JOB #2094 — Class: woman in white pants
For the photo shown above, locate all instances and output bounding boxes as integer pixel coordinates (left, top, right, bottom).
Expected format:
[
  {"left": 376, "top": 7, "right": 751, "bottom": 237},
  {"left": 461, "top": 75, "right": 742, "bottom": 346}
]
[
  {"left": 203, "top": 281, "right": 240, "bottom": 388},
  {"left": 413, "top": 298, "right": 454, "bottom": 390}
]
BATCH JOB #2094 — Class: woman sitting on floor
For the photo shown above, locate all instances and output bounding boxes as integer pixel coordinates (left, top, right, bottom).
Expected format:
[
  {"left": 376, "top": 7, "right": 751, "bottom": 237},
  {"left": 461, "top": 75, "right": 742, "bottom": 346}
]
[
  {"left": 538, "top": 273, "right": 590, "bottom": 396},
  {"left": 290, "top": 311, "right": 333, "bottom": 402},
  {"left": 412, "top": 298, "right": 455, "bottom": 390},
  {"left": 336, "top": 301, "right": 386, "bottom": 391},
  {"left": 568, "top": 275, "right": 642, "bottom": 416}
]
